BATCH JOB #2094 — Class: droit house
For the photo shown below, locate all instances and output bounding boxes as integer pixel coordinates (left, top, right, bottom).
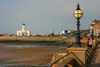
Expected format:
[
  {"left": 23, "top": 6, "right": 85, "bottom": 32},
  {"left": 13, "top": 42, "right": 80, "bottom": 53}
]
[{"left": 17, "top": 23, "right": 31, "bottom": 36}]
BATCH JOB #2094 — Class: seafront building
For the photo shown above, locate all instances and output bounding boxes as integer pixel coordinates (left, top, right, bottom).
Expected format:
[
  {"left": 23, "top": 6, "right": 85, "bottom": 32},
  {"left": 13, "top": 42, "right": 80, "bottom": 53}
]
[
  {"left": 90, "top": 19, "right": 100, "bottom": 36},
  {"left": 17, "top": 23, "right": 31, "bottom": 36},
  {"left": 60, "top": 30, "right": 73, "bottom": 35}
]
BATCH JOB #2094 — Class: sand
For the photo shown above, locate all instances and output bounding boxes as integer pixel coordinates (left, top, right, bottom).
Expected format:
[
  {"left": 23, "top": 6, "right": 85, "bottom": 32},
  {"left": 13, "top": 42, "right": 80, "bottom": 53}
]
[
  {"left": 0, "top": 46, "right": 67, "bottom": 67},
  {"left": 0, "top": 37, "right": 87, "bottom": 67}
]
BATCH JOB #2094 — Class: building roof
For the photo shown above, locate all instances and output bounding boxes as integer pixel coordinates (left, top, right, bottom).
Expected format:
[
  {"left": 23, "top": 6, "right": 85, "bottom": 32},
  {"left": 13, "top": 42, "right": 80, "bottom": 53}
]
[
  {"left": 94, "top": 20, "right": 100, "bottom": 24},
  {"left": 93, "top": 24, "right": 100, "bottom": 29}
]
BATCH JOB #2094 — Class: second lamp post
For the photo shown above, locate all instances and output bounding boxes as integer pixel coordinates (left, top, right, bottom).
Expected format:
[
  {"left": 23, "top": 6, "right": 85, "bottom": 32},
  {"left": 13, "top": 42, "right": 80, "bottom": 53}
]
[{"left": 73, "top": 3, "right": 83, "bottom": 47}]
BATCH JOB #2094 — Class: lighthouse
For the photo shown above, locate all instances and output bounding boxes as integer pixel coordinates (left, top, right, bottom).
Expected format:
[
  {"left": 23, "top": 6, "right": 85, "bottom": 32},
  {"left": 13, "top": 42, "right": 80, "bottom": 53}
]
[
  {"left": 22, "top": 23, "right": 25, "bottom": 31},
  {"left": 17, "top": 23, "right": 31, "bottom": 36}
]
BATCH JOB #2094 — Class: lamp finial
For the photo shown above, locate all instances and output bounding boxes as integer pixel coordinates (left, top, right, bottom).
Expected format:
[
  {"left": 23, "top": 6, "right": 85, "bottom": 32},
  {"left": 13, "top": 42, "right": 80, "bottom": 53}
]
[{"left": 76, "top": 3, "right": 80, "bottom": 10}]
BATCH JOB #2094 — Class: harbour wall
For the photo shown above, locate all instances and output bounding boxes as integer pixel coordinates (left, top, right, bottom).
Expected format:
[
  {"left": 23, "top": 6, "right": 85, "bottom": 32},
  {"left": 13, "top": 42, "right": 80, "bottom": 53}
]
[{"left": 0, "top": 36, "right": 66, "bottom": 41}]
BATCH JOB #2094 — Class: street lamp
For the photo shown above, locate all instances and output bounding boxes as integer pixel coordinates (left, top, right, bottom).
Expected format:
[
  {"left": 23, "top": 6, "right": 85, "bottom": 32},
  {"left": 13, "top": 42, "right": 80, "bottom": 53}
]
[
  {"left": 91, "top": 22, "right": 95, "bottom": 40},
  {"left": 73, "top": 3, "right": 83, "bottom": 47}
]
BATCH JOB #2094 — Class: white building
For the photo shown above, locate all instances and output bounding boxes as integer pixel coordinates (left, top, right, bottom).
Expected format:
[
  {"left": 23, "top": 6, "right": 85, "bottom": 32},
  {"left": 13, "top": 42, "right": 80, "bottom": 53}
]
[
  {"left": 60, "top": 30, "right": 72, "bottom": 35},
  {"left": 17, "top": 23, "right": 31, "bottom": 36}
]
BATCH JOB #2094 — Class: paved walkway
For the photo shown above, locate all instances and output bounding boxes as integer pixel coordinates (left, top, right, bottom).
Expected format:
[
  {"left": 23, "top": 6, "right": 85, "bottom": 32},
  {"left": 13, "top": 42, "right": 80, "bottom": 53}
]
[{"left": 87, "top": 44, "right": 100, "bottom": 67}]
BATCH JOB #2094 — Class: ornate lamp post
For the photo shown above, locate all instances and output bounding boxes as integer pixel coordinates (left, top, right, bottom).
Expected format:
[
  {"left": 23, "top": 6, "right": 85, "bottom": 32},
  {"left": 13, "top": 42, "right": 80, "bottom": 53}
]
[{"left": 73, "top": 3, "right": 83, "bottom": 47}]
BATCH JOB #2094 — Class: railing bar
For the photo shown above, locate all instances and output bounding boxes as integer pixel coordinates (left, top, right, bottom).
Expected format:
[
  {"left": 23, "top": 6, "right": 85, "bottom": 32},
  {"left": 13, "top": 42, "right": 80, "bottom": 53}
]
[{"left": 48, "top": 52, "right": 73, "bottom": 67}]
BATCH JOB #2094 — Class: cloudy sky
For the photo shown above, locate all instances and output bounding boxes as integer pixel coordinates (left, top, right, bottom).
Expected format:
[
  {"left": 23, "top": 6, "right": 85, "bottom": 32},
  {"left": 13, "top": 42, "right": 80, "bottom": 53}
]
[{"left": 0, "top": 0, "right": 100, "bottom": 35}]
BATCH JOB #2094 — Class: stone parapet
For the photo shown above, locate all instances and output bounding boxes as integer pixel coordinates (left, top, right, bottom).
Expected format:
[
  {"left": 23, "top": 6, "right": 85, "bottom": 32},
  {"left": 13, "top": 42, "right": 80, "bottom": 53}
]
[{"left": 67, "top": 47, "right": 88, "bottom": 67}]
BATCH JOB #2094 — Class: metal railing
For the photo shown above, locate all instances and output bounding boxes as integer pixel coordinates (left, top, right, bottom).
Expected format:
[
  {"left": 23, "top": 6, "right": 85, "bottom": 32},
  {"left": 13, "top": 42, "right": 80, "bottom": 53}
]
[{"left": 48, "top": 52, "right": 73, "bottom": 67}]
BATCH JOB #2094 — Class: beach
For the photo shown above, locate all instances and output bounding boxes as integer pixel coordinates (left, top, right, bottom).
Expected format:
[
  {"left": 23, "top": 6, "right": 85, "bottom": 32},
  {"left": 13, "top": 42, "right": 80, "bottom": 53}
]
[
  {"left": 0, "top": 37, "right": 87, "bottom": 67},
  {"left": 0, "top": 43, "right": 67, "bottom": 67}
]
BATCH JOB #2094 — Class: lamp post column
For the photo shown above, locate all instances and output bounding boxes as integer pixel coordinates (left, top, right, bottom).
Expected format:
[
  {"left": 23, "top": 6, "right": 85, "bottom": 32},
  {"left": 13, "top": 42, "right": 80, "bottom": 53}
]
[{"left": 75, "top": 18, "right": 81, "bottom": 47}]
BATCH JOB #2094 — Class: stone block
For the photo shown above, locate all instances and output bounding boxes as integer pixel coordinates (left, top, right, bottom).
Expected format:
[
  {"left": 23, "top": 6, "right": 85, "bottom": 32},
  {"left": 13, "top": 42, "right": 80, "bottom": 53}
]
[{"left": 67, "top": 47, "right": 88, "bottom": 67}]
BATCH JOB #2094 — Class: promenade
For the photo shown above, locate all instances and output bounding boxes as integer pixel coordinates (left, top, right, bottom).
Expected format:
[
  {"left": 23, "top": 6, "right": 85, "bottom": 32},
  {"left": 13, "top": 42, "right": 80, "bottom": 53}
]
[{"left": 87, "top": 44, "right": 100, "bottom": 67}]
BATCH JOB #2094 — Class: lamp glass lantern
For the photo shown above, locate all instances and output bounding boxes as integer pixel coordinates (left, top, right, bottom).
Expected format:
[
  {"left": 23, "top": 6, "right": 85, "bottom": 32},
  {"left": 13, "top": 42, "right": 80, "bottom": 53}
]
[{"left": 74, "top": 3, "right": 83, "bottom": 19}]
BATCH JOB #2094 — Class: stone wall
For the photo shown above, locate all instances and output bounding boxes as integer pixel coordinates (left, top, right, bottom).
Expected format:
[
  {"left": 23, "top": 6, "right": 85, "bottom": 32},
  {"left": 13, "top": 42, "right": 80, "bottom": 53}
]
[
  {"left": 49, "top": 40, "right": 99, "bottom": 67},
  {"left": 0, "top": 36, "right": 65, "bottom": 41}
]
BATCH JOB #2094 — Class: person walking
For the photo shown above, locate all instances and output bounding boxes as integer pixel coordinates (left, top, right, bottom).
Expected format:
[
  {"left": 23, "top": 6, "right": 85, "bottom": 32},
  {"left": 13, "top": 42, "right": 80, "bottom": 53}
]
[
  {"left": 86, "top": 39, "right": 90, "bottom": 47},
  {"left": 89, "top": 38, "right": 93, "bottom": 48}
]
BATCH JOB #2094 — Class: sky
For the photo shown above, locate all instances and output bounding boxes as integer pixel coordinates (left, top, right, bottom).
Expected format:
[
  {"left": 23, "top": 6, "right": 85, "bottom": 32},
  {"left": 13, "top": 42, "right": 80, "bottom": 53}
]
[{"left": 0, "top": 0, "right": 100, "bottom": 35}]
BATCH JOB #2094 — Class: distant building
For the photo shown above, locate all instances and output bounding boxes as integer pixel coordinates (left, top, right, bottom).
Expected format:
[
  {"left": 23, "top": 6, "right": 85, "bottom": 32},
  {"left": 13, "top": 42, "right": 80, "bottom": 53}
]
[
  {"left": 90, "top": 19, "right": 100, "bottom": 36},
  {"left": 60, "top": 30, "right": 71, "bottom": 35},
  {"left": 17, "top": 23, "right": 31, "bottom": 36}
]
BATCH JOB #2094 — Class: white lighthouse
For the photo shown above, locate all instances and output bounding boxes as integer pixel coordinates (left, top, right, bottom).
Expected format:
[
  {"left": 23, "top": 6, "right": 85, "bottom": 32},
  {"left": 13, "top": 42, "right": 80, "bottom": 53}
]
[
  {"left": 17, "top": 23, "right": 30, "bottom": 36},
  {"left": 22, "top": 23, "right": 25, "bottom": 31}
]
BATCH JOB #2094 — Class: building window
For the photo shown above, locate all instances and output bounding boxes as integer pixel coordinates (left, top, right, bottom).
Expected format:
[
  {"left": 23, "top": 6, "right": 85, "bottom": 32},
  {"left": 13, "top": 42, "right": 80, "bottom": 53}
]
[
  {"left": 19, "top": 33, "right": 20, "bottom": 35},
  {"left": 26, "top": 33, "right": 28, "bottom": 35}
]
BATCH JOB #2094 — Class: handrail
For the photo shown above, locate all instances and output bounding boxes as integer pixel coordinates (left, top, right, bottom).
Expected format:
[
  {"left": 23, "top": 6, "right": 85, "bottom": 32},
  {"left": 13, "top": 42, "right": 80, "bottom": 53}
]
[{"left": 48, "top": 52, "right": 73, "bottom": 67}]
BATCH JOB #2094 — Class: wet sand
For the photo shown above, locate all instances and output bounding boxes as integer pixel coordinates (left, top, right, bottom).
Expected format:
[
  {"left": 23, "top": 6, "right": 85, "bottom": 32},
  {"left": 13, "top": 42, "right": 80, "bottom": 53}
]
[{"left": 0, "top": 45, "right": 67, "bottom": 67}]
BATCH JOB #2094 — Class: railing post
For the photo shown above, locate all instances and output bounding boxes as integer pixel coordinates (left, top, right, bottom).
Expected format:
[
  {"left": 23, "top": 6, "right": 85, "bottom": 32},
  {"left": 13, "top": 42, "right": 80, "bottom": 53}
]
[
  {"left": 55, "top": 52, "right": 56, "bottom": 61},
  {"left": 63, "top": 57, "right": 64, "bottom": 63}
]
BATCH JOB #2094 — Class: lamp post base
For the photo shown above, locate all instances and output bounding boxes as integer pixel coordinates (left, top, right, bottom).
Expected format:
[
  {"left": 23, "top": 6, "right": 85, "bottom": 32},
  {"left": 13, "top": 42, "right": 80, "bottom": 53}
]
[
  {"left": 75, "top": 33, "right": 81, "bottom": 47},
  {"left": 74, "top": 44, "right": 81, "bottom": 47}
]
